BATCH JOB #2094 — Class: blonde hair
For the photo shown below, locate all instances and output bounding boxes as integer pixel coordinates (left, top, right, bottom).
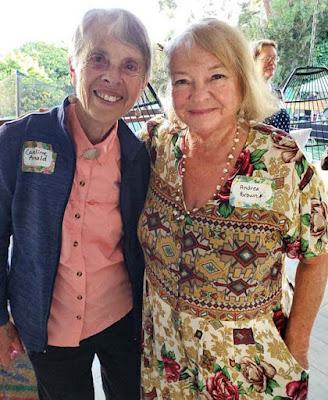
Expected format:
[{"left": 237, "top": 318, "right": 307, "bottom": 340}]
[
  {"left": 70, "top": 8, "right": 151, "bottom": 78},
  {"left": 166, "top": 18, "right": 278, "bottom": 122},
  {"left": 253, "top": 39, "right": 278, "bottom": 59}
]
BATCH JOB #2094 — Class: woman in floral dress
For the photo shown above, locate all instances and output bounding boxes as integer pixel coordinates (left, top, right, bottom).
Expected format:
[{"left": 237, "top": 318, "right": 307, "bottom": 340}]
[{"left": 138, "top": 19, "right": 328, "bottom": 400}]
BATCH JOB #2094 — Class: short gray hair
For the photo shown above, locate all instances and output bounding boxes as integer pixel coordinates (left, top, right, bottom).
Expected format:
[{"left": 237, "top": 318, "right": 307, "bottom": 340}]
[
  {"left": 253, "top": 39, "right": 278, "bottom": 59},
  {"left": 70, "top": 8, "right": 151, "bottom": 77}
]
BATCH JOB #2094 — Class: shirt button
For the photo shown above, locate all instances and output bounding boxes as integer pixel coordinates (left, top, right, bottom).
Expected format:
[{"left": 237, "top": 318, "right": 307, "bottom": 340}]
[
  {"left": 76, "top": 271, "right": 83, "bottom": 277},
  {"left": 77, "top": 295, "right": 83, "bottom": 300},
  {"left": 73, "top": 241, "right": 79, "bottom": 247},
  {"left": 76, "top": 315, "right": 82, "bottom": 320},
  {"left": 79, "top": 180, "right": 85, "bottom": 187},
  {"left": 74, "top": 213, "right": 81, "bottom": 219}
]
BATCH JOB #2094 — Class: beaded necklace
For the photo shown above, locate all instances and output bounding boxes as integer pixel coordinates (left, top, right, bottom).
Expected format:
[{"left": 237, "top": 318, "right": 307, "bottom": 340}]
[{"left": 179, "top": 122, "right": 241, "bottom": 212}]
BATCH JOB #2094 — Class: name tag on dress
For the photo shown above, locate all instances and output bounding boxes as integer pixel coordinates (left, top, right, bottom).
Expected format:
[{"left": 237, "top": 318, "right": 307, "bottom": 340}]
[
  {"left": 22, "top": 141, "right": 56, "bottom": 174},
  {"left": 229, "top": 176, "right": 275, "bottom": 210}
]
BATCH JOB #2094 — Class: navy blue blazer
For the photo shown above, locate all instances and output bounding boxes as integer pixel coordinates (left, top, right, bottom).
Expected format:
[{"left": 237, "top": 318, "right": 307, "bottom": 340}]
[{"left": 0, "top": 98, "right": 150, "bottom": 351}]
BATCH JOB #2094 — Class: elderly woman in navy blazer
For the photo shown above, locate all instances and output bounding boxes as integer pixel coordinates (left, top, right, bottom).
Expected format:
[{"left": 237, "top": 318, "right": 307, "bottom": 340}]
[{"left": 0, "top": 8, "right": 150, "bottom": 400}]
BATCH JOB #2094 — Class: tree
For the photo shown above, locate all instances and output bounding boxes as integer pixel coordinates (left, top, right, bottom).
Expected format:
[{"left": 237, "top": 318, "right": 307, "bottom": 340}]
[
  {"left": 19, "top": 42, "right": 70, "bottom": 86},
  {"left": 0, "top": 41, "right": 72, "bottom": 117},
  {"left": 238, "top": 0, "right": 328, "bottom": 86}
]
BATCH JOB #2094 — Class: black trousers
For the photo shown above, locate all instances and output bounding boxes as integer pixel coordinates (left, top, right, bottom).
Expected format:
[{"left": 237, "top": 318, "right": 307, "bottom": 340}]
[{"left": 28, "top": 311, "right": 140, "bottom": 400}]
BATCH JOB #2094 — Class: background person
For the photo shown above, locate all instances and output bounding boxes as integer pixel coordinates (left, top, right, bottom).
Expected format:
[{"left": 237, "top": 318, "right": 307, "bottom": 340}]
[
  {"left": 253, "top": 39, "right": 291, "bottom": 132},
  {"left": 0, "top": 8, "right": 150, "bottom": 400},
  {"left": 139, "top": 18, "right": 328, "bottom": 400}
]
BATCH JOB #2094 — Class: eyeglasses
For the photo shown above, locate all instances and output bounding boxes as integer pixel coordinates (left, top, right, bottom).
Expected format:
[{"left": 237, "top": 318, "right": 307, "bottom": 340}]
[
  {"left": 84, "top": 51, "right": 145, "bottom": 78},
  {"left": 258, "top": 56, "right": 280, "bottom": 63}
]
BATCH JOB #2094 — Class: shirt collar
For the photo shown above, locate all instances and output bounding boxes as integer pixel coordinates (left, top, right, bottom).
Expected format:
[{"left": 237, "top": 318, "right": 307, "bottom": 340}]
[{"left": 66, "top": 103, "right": 119, "bottom": 166}]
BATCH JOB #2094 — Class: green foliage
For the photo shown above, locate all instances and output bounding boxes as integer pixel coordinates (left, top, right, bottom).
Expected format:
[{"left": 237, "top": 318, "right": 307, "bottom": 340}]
[
  {"left": 238, "top": 0, "right": 328, "bottom": 86},
  {"left": 20, "top": 42, "right": 70, "bottom": 83},
  {"left": 151, "top": 44, "right": 169, "bottom": 98},
  {"left": 0, "top": 58, "right": 20, "bottom": 80},
  {"left": 0, "top": 75, "right": 16, "bottom": 118},
  {"left": 217, "top": 203, "right": 234, "bottom": 218},
  {"left": 0, "top": 41, "right": 73, "bottom": 118},
  {"left": 314, "top": 41, "right": 328, "bottom": 67},
  {"left": 239, "top": 1, "right": 266, "bottom": 39}
]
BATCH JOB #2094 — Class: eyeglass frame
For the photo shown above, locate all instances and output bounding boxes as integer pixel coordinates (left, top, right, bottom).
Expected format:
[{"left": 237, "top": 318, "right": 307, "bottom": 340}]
[{"left": 257, "top": 55, "right": 280, "bottom": 63}]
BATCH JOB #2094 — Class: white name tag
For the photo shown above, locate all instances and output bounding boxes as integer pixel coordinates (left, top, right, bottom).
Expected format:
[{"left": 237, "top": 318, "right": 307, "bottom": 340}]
[
  {"left": 22, "top": 141, "right": 56, "bottom": 174},
  {"left": 23, "top": 147, "right": 53, "bottom": 167},
  {"left": 230, "top": 176, "right": 275, "bottom": 210}
]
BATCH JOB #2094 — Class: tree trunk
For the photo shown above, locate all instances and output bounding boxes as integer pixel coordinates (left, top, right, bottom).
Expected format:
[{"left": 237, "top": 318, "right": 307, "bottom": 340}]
[{"left": 263, "top": 0, "right": 272, "bottom": 17}]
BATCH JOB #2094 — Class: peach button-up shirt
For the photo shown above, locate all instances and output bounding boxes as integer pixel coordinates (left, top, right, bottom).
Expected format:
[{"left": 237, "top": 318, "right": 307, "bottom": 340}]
[{"left": 47, "top": 104, "right": 132, "bottom": 346}]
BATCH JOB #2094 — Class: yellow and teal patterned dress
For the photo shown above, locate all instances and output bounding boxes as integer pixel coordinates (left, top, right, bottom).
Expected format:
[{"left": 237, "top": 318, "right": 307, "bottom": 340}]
[{"left": 138, "top": 117, "right": 328, "bottom": 400}]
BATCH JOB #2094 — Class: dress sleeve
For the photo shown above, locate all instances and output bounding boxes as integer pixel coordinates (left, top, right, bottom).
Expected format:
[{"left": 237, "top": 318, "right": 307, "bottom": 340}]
[{"left": 283, "top": 161, "right": 328, "bottom": 260}]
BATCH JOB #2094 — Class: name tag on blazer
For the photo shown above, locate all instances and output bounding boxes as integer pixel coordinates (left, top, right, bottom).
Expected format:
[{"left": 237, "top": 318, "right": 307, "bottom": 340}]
[
  {"left": 229, "top": 176, "right": 275, "bottom": 211},
  {"left": 22, "top": 141, "right": 56, "bottom": 174}
]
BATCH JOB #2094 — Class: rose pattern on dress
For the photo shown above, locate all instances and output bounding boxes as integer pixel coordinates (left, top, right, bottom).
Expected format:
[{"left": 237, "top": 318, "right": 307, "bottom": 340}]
[
  {"left": 239, "top": 356, "right": 278, "bottom": 394},
  {"left": 216, "top": 148, "right": 269, "bottom": 217},
  {"left": 272, "top": 131, "right": 303, "bottom": 163},
  {"left": 162, "top": 356, "right": 181, "bottom": 383},
  {"left": 218, "top": 149, "right": 255, "bottom": 203},
  {"left": 232, "top": 149, "right": 256, "bottom": 177},
  {"left": 272, "top": 304, "right": 288, "bottom": 337},
  {"left": 285, "top": 239, "right": 301, "bottom": 259},
  {"left": 310, "top": 199, "right": 328, "bottom": 239},
  {"left": 206, "top": 370, "right": 240, "bottom": 400},
  {"left": 276, "top": 371, "right": 309, "bottom": 400},
  {"left": 158, "top": 344, "right": 181, "bottom": 383}
]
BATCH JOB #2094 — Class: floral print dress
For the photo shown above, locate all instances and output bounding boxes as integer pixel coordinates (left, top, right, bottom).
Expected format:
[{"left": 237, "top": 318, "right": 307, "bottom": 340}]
[{"left": 138, "top": 117, "right": 328, "bottom": 400}]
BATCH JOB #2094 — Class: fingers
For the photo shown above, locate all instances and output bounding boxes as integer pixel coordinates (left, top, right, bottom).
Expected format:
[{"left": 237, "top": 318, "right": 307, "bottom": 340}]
[
  {"left": 11, "top": 335, "right": 25, "bottom": 354},
  {"left": 0, "top": 321, "right": 24, "bottom": 368}
]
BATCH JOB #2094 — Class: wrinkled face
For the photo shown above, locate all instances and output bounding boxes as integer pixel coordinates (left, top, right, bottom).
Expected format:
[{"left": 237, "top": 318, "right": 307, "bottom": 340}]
[
  {"left": 170, "top": 43, "right": 242, "bottom": 139},
  {"left": 256, "top": 45, "right": 278, "bottom": 81},
  {"left": 70, "top": 34, "right": 147, "bottom": 132}
]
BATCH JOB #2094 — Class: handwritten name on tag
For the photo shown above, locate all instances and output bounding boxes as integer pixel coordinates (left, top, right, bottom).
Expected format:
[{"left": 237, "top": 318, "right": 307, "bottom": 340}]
[
  {"left": 22, "top": 141, "right": 56, "bottom": 174},
  {"left": 24, "top": 147, "right": 52, "bottom": 167},
  {"left": 230, "top": 176, "right": 275, "bottom": 210}
]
